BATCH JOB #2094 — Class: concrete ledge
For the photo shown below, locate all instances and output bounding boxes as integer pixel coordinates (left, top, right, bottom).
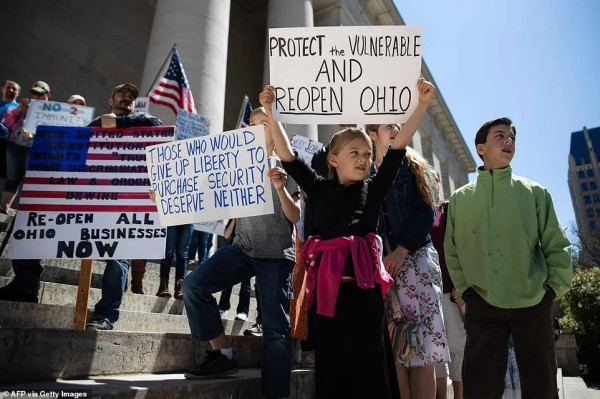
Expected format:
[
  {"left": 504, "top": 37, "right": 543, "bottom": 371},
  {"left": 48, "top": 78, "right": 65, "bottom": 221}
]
[
  {"left": 0, "top": 369, "right": 315, "bottom": 399},
  {"left": 0, "top": 327, "right": 263, "bottom": 384}
]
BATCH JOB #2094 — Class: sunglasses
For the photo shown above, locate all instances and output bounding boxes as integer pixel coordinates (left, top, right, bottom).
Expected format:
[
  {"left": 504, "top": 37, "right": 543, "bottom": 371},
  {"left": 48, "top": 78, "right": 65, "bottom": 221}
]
[{"left": 31, "top": 91, "right": 46, "bottom": 96}]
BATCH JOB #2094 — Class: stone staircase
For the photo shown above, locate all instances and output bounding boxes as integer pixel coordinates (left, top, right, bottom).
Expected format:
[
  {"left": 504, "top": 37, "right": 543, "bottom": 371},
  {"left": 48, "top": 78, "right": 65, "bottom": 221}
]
[{"left": 0, "top": 213, "right": 314, "bottom": 398}]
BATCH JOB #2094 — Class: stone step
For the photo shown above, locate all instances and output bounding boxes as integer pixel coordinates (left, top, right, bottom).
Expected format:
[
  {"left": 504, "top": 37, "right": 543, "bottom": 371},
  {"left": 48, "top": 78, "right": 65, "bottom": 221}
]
[
  {"left": 0, "top": 300, "right": 257, "bottom": 335},
  {"left": 0, "top": 369, "right": 315, "bottom": 399},
  {"left": 0, "top": 258, "right": 258, "bottom": 303},
  {"left": 0, "top": 327, "right": 265, "bottom": 383},
  {"left": 562, "top": 375, "right": 599, "bottom": 399},
  {"left": 0, "top": 275, "right": 260, "bottom": 321}
]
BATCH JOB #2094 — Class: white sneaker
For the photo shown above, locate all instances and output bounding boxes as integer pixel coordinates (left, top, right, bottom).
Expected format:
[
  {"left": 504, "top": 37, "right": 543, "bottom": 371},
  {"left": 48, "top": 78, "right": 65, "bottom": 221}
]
[{"left": 235, "top": 313, "right": 248, "bottom": 321}]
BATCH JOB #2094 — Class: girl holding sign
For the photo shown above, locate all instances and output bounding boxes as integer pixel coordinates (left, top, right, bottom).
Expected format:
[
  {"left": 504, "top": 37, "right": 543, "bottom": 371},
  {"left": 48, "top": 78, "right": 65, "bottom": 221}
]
[
  {"left": 368, "top": 123, "right": 449, "bottom": 399},
  {"left": 259, "top": 78, "right": 435, "bottom": 399}
]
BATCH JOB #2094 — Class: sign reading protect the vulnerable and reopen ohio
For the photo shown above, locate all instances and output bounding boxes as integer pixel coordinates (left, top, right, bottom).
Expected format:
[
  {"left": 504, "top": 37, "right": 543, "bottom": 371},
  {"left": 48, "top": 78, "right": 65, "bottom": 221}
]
[{"left": 269, "top": 25, "right": 422, "bottom": 124}]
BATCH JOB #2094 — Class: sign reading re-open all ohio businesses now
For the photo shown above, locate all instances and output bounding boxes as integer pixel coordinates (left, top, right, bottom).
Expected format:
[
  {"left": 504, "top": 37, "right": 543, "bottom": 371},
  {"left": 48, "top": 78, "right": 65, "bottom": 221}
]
[
  {"left": 7, "top": 125, "right": 173, "bottom": 259},
  {"left": 269, "top": 25, "right": 422, "bottom": 124}
]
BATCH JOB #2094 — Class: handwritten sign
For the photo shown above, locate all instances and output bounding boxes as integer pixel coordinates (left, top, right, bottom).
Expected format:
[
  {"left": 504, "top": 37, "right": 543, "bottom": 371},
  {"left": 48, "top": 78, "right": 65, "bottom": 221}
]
[
  {"left": 134, "top": 97, "right": 150, "bottom": 114},
  {"left": 24, "top": 100, "right": 95, "bottom": 133},
  {"left": 269, "top": 25, "right": 422, "bottom": 124},
  {"left": 175, "top": 109, "right": 211, "bottom": 140},
  {"left": 290, "top": 134, "right": 324, "bottom": 164},
  {"left": 7, "top": 125, "right": 174, "bottom": 259},
  {"left": 146, "top": 125, "right": 274, "bottom": 226},
  {"left": 193, "top": 220, "right": 227, "bottom": 236}
]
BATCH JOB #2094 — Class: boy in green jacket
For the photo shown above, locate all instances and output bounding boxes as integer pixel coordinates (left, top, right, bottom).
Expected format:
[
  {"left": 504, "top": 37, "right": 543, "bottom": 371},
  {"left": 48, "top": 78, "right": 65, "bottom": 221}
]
[{"left": 444, "top": 117, "right": 572, "bottom": 398}]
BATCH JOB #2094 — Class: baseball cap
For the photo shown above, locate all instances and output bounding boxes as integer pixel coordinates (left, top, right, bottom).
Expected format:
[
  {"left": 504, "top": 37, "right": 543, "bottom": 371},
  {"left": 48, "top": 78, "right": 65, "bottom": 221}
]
[
  {"left": 30, "top": 81, "right": 51, "bottom": 94},
  {"left": 111, "top": 83, "right": 139, "bottom": 99}
]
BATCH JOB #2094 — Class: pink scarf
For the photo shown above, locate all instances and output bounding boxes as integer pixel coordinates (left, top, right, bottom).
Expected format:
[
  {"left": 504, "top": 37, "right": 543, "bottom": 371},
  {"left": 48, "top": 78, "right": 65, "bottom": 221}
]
[{"left": 300, "top": 233, "right": 393, "bottom": 317}]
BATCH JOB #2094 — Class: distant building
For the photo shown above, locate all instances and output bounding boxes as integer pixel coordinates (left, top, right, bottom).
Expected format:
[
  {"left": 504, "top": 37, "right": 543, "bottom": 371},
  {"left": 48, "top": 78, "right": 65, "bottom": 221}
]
[{"left": 568, "top": 126, "right": 600, "bottom": 236}]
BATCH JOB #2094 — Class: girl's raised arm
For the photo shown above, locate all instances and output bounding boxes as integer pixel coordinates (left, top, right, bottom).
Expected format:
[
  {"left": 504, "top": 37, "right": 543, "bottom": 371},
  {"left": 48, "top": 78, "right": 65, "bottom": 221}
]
[
  {"left": 391, "top": 78, "right": 435, "bottom": 150},
  {"left": 259, "top": 85, "right": 296, "bottom": 162}
]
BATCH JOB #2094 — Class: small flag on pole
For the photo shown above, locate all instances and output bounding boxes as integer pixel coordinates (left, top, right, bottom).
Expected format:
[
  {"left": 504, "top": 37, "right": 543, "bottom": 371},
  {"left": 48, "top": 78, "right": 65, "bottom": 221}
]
[
  {"left": 149, "top": 48, "right": 196, "bottom": 115},
  {"left": 237, "top": 95, "right": 253, "bottom": 129}
]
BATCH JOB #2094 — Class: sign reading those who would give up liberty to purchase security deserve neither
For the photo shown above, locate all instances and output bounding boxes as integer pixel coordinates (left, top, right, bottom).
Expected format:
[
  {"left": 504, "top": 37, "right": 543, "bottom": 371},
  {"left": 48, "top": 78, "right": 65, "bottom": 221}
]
[
  {"left": 269, "top": 25, "right": 422, "bottom": 124},
  {"left": 146, "top": 125, "right": 274, "bottom": 226}
]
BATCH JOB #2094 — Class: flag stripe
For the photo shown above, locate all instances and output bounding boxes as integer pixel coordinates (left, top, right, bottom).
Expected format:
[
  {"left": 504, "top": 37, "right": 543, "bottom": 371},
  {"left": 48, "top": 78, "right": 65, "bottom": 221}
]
[{"left": 18, "top": 204, "right": 158, "bottom": 212}]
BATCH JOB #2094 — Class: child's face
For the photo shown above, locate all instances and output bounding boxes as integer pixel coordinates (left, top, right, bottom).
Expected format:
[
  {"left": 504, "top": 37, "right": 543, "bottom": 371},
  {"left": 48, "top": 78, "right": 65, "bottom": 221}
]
[
  {"left": 250, "top": 113, "right": 271, "bottom": 145},
  {"left": 369, "top": 124, "right": 399, "bottom": 155},
  {"left": 328, "top": 137, "right": 372, "bottom": 185},
  {"left": 477, "top": 124, "right": 516, "bottom": 170}
]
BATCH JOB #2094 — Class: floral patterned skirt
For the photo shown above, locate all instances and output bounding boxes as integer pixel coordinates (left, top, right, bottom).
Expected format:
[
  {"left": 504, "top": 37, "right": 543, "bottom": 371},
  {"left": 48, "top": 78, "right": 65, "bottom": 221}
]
[{"left": 385, "top": 245, "right": 450, "bottom": 367}]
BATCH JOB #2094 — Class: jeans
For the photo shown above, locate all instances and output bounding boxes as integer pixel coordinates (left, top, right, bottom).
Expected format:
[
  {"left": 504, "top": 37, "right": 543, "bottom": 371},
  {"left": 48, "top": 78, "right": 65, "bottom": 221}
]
[
  {"left": 188, "top": 230, "right": 213, "bottom": 263},
  {"left": 160, "top": 224, "right": 194, "bottom": 279},
  {"left": 218, "top": 278, "right": 252, "bottom": 315},
  {"left": 5, "top": 141, "right": 31, "bottom": 193},
  {"left": 93, "top": 259, "right": 129, "bottom": 325},
  {"left": 10, "top": 259, "right": 43, "bottom": 295},
  {"left": 183, "top": 244, "right": 294, "bottom": 398}
]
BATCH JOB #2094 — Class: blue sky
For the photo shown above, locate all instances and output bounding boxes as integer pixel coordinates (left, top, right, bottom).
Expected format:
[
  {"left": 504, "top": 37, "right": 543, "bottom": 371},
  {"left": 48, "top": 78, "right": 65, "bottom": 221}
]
[{"left": 395, "top": 0, "right": 600, "bottom": 242}]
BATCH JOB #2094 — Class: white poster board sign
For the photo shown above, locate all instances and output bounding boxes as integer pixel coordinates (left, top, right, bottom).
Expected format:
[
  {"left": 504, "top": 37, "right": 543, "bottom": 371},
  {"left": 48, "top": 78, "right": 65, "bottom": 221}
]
[
  {"left": 290, "top": 134, "right": 324, "bottom": 164},
  {"left": 7, "top": 125, "right": 173, "bottom": 259},
  {"left": 175, "top": 109, "right": 211, "bottom": 140},
  {"left": 147, "top": 125, "right": 274, "bottom": 226},
  {"left": 269, "top": 25, "right": 422, "bottom": 124},
  {"left": 193, "top": 220, "right": 227, "bottom": 236},
  {"left": 24, "top": 100, "right": 95, "bottom": 133},
  {"left": 134, "top": 97, "right": 150, "bottom": 114}
]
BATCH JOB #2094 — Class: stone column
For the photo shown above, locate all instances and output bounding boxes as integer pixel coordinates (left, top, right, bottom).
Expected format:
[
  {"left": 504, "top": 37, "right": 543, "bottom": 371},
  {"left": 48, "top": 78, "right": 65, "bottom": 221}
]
[
  {"left": 140, "top": 0, "right": 231, "bottom": 130},
  {"left": 264, "top": 0, "right": 318, "bottom": 141}
]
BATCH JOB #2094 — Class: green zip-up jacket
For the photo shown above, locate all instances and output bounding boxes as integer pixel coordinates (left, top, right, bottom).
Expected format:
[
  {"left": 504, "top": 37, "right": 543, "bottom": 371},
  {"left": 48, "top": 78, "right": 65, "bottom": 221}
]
[{"left": 444, "top": 165, "right": 572, "bottom": 308}]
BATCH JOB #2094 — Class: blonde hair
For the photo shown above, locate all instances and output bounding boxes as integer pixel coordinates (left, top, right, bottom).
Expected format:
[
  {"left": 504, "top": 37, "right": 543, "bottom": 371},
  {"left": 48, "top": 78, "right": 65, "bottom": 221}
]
[
  {"left": 249, "top": 106, "right": 267, "bottom": 120},
  {"left": 327, "top": 128, "right": 372, "bottom": 181},
  {"left": 404, "top": 146, "right": 439, "bottom": 209}
]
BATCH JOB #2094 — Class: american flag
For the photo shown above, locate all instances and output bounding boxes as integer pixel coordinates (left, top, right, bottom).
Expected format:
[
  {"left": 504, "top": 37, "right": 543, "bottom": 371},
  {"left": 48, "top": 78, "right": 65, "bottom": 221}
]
[
  {"left": 237, "top": 95, "right": 253, "bottom": 129},
  {"left": 19, "top": 125, "right": 174, "bottom": 212},
  {"left": 149, "top": 48, "right": 196, "bottom": 115}
]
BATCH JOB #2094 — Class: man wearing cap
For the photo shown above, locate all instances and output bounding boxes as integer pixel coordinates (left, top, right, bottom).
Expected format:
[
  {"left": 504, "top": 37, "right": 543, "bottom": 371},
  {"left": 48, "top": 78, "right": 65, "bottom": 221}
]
[{"left": 85, "top": 83, "right": 162, "bottom": 330}]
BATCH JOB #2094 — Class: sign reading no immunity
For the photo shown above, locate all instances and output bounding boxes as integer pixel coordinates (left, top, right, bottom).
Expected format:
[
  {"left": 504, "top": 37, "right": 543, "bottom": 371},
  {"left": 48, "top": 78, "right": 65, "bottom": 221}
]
[
  {"left": 146, "top": 125, "right": 274, "bottom": 226},
  {"left": 269, "top": 25, "right": 422, "bottom": 124}
]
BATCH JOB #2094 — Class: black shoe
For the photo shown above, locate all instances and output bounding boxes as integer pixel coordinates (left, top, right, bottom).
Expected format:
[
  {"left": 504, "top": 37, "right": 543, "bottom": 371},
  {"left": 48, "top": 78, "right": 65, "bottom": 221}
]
[
  {"left": 184, "top": 349, "right": 239, "bottom": 379},
  {"left": 0, "top": 284, "right": 38, "bottom": 303},
  {"left": 243, "top": 323, "right": 263, "bottom": 336},
  {"left": 85, "top": 318, "right": 114, "bottom": 331}
]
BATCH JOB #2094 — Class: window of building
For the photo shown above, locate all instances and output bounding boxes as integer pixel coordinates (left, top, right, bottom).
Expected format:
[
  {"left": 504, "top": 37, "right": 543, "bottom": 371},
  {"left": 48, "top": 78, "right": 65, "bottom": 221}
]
[
  {"left": 594, "top": 194, "right": 600, "bottom": 203},
  {"left": 591, "top": 221, "right": 596, "bottom": 231},
  {"left": 587, "top": 169, "right": 595, "bottom": 177},
  {"left": 579, "top": 171, "right": 585, "bottom": 178},
  {"left": 591, "top": 182, "right": 598, "bottom": 190},
  {"left": 582, "top": 183, "right": 589, "bottom": 191},
  {"left": 596, "top": 208, "right": 600, "bottom": 216},
  {"left": 585, "top": 195, "right": 592, "bottom": 204},
  {"left": 587, "top": 208, "right": 595, "bottom": 217}
]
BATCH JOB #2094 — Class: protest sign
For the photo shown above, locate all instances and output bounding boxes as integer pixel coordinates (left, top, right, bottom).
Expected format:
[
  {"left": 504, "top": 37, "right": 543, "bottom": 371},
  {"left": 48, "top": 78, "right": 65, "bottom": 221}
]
[
  {"left": 193, "top": 220, "right": 227, "bottom": 236},
  {"left": 290, "top": 134, "right": 324, "bottom": 164},
  {"left": 175, "top": 109, "right": 211, "bottom": 140},
  {"left": 146, "top": 125, "right": 274, "bottom": 226},
  {"left": 24, "top": 100, "right": 95, "bottom": 133},
  {"left": 134, "top": 97, "right": 150, "bottom": 114},
  {"left": 269, "top": 25, "right": 422, "bottom": 124},
  {"left": 7, "top": 125, "right": 174, "bottom": 259}
]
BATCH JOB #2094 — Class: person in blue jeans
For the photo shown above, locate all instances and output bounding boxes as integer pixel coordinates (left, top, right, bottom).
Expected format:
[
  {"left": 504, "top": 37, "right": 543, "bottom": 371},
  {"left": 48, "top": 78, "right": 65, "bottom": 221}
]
[
  {"left": 156, "top": 223, "right": 194, "bottom": 299},
  {"left": 183, "top": 107, "right": 300, "bottom": 399},
  {"left": 188, "top": 230, "right": 213, "bottom": 265}
]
